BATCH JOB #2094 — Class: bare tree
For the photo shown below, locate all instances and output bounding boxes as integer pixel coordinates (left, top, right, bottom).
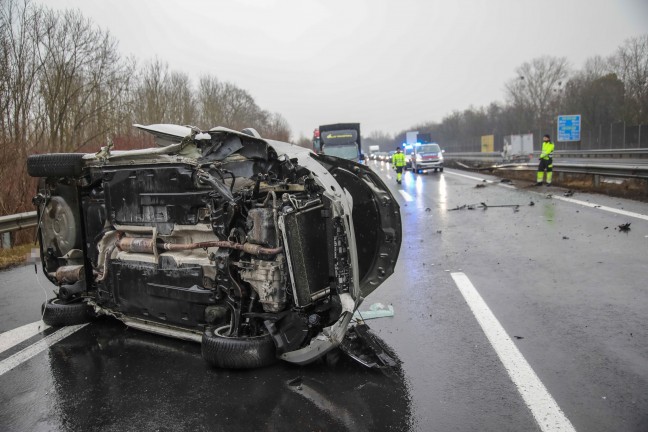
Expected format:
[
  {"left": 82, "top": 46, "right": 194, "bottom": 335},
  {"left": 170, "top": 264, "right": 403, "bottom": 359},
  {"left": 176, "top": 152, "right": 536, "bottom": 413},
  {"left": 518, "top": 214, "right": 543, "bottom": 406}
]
[
  {"left": 196, "top": 74, "right": 224, "bottom": 128},
  {"left": 610, "top": 34, "right": 648, "bottom": 123},
  {"left": 133, "top": 59, "right": 171, "bottom": 124},
  {"left": 37, "top": 8, "right": 132, "bottom": 152},
  {"left": 0, "top": 0, "right": 45, "bottom": 213},
  {"left": 166, "top": 71, "right": 195, "bottom": 126},
  {"left": 259, "top": 112, "right": 290, "bottom": 141},
  {"left": 363, "top": 130, "right": 394, "bottom": 151},
  {"left": 505, "top": 56, "right": 570, "bottom": 129},
  {"left": 562, "top": 55, "right": 624, "bottom": 128}
]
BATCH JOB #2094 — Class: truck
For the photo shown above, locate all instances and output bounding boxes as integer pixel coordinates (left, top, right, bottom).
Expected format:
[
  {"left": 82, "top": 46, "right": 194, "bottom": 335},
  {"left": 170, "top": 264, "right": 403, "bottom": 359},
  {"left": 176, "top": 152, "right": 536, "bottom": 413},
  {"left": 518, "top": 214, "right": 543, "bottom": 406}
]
[
  {"left": 502, "top": 134, "right": 533, "bottom": 163},
  {"left": 315, "top": 123, "right": 362, "bottom": 162}
]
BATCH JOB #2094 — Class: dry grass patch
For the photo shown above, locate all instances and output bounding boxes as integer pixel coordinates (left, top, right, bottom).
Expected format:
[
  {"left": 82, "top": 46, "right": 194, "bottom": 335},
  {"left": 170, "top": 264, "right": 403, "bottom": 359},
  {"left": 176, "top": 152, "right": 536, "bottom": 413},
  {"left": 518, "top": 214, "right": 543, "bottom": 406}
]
[{"left": 0, "top": 243, "right": 36, "bottom": 270}]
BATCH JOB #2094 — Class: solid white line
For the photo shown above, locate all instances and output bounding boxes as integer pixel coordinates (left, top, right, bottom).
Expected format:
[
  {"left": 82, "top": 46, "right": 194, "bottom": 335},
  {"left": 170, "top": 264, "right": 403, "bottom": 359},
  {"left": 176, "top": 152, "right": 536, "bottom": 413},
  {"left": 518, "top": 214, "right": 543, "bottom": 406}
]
[
  {"left": 551, "top": 195, "right": 648, "bottom": 221},
  {"left": 444, "top": 169, "right": 648, "bottom": 221},
  {"left": 398, "top": 190, "right": 414, "bottom": 202},
  {"left": 0, "top": 324, "right": 87, "bottom": 377},
  {"left": 444, "top": 170, "right": 491, "bottom": 183},
  {"left": 450, "top": 272, "right": 576, "bottom": 432},
  {"left": 0, "top": 321, "right": 50, "bottom": 355}
]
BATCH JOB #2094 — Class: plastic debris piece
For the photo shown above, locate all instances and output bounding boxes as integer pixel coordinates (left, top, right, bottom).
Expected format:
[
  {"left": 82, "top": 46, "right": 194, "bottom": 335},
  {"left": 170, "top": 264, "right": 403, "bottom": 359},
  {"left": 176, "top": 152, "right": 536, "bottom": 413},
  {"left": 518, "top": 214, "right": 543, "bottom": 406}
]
[
  {"left": 353, "top": 303, "right": 394, "bottom": 321},
  {"left": 617, "top": 223, "right": 631, "bottom": 232}
]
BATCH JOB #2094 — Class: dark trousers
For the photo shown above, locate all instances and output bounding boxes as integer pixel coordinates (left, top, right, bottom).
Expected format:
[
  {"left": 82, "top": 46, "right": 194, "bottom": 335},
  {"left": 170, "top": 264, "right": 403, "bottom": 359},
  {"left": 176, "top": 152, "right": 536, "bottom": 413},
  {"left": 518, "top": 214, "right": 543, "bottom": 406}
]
[{"left": 537, "top": 157, "right": 553, "bottom": 172}]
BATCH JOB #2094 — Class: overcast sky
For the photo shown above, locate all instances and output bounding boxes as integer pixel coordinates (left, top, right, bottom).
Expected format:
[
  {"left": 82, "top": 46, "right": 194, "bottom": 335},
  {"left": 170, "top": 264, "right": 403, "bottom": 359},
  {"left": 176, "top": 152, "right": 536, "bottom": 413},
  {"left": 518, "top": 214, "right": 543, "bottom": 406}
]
[{"left": 44, "top": 0, "right": 648, "bottom": 140}]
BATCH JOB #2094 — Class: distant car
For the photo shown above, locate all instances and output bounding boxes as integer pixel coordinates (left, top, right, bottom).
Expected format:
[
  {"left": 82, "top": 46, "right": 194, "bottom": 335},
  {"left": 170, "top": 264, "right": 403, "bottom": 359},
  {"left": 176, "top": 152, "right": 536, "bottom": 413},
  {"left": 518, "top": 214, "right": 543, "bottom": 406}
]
[
  {"left": 387, "top": 151, "right": 396, "bottom": 162},
  {"left": 27, "top": 123, "right": 402, "bottom": 369},
  {"left": 373, "top": 152, "right": 388, "bottom": 161},
  {"left": 411, "top": 143, "right": 444, "bottom": 173}
]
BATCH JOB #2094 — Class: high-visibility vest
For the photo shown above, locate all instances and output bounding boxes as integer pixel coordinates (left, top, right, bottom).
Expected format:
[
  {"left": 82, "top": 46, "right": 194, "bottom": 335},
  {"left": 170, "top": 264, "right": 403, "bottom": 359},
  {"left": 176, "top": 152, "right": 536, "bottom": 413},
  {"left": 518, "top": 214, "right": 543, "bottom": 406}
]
[
  {"left": 392, "top": 152, "right": 406, "bottom": 167},
  {"left": 541, "top": 141, "right": 554, "bottom": 160}
]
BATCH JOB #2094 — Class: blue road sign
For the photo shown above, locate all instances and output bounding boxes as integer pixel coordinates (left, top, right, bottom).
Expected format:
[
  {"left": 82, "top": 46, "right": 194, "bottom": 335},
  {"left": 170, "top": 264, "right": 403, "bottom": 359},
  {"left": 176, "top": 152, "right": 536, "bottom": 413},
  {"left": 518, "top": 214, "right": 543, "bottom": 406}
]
[{"left": 557, "top": 115, "right": 581, "bottom": 142}]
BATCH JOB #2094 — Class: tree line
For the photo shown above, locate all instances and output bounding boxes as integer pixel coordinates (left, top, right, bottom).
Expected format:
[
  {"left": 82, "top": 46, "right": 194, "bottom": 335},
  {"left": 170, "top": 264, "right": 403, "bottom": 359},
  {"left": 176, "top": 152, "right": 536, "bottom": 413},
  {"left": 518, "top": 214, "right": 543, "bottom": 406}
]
[
  {"left": 365, "top": 34, "right": 648, "bottom": 153},
  {"left": 0, "top": 0, "right": 291, "bottom": 215}
]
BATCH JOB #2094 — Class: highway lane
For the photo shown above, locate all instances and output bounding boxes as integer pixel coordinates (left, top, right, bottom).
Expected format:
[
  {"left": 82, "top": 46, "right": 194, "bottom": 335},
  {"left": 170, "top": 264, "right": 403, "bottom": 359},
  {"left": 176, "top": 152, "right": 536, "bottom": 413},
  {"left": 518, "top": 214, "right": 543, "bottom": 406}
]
[
  {"left": 1, "top": 161, "right": 647, "bottom": 431},
  {"left": 369, "top": 160, "right": 648, "bottom": 432}
]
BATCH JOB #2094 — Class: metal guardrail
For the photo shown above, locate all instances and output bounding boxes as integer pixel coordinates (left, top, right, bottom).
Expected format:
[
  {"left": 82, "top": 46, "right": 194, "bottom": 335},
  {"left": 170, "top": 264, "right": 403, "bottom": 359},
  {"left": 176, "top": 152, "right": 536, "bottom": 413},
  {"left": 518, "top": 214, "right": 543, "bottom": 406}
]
[
  {"left": 445, "top": 148, "right": 648, "bottom": 161},
  {"left": 492, "top": 162, "right": 648, "bottom": 179},
  {"left": 0, "top": 211, "right": 37, "bottom": 235},
  {"left": 444, "top": 151, "right": 648, "bottom": 179}
]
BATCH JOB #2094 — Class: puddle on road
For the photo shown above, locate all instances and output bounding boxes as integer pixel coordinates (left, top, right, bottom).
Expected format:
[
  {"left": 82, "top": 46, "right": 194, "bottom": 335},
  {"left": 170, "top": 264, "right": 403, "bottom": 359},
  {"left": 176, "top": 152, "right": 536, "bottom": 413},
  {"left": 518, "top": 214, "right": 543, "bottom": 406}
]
[{"left": 4, "top": 318, "right": 412, "bottom": 431}]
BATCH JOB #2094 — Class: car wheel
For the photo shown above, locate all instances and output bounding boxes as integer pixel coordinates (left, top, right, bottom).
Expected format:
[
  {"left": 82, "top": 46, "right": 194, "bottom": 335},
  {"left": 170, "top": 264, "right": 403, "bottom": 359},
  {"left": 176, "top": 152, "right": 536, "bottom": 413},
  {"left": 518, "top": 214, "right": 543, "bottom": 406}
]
[
  {"left": 434, "top": 168, "right": 437, "bottom": 173},
  {"left": 41, "top": 298, "right": 91, "bottom": 327},
  {"left": 202, "top": 326, "right": 277, "bottom": 369},
  {"left": 440, "top": 167, "right": 444, "bottom": 172},
  {"left": 27, "top": 153, "right": 85, "bottom": 178}
]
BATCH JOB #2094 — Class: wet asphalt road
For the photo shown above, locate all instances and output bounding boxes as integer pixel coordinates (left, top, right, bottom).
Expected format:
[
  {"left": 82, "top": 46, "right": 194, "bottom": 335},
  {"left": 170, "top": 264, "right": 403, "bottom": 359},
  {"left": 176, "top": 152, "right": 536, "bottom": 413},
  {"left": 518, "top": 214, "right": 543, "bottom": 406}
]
[{"left": 1, "top": 161, "right": 647, "bottom": 431}]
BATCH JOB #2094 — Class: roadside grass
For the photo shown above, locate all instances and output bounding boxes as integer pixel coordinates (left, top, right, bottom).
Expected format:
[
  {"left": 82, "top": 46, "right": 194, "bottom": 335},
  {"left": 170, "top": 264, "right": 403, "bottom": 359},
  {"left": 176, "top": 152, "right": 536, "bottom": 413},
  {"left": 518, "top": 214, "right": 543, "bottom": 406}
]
[{"left": 0, "top": 243, "right": 36, "bottom": 270}]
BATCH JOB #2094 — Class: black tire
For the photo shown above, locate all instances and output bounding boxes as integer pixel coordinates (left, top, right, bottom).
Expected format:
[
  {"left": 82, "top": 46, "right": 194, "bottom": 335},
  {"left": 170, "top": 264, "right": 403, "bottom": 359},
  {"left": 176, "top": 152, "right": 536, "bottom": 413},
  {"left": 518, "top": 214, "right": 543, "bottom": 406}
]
[
  {"left": 201, "top": 326, "right": 277, "bottom": 369},
  {"left": 440, "top": 167, "right": 444, "bottom": 172},
  {"left": 27, "top": 153, "right": 85, "bottom": 178},
  {"left": 41, "top": 298, "right": 90, "bottom": 327}
]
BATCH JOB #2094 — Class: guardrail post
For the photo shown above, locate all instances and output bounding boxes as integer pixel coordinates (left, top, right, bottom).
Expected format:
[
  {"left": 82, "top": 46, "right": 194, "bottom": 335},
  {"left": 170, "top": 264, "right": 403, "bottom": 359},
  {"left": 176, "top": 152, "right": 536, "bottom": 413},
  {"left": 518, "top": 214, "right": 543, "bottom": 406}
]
[
  {"left": 1, "top": 232, "right": 11, "bottom": 249},
  {"left": 593, "top": 174, "right": 600, "bottom": 188}
]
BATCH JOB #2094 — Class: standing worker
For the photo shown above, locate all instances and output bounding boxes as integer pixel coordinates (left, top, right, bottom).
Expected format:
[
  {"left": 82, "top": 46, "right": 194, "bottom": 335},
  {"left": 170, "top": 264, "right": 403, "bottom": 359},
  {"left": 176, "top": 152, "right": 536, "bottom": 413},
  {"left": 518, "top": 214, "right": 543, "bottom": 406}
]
[
  {"left": 536, "top": 134, "right": 555, "bottom": 186},
  {"left": 392, "top": 147, "right": 406, "bottom": 184}
]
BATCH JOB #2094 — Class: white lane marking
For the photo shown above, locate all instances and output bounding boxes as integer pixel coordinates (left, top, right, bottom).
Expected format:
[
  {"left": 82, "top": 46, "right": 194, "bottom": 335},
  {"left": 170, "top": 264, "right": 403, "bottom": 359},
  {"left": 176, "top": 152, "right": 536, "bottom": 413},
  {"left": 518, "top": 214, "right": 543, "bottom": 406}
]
[
  {"left": 0, "top": 324, "right": 87, "bottom": 377},
  {"left": 398, "top": 190, "right": 414, "bottom": 202},
  {"left": 551, "top": 195, "right": 648, "bottom": 222},
  {"left": 444, "top": 170, "right": 492, "bottom": 183},
  {"left": 0, "top": 321, "right": 51, "bottom": 355},
  {"left": 451, "top": 272, "right": 576, "bottom": 432},
  {"left": 444, "top": 170, "right": 517, "bottom": 189},
  {"left": 444, "top": 170, "right": 648, "bottom": 222}
]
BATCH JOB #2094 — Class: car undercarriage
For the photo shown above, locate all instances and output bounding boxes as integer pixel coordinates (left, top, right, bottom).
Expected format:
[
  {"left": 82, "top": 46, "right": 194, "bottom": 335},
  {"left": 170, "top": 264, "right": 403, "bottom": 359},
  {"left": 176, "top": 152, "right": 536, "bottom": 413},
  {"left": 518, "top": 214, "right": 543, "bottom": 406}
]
[{"left": 28, "top": 124, "right": 401, "bottom": 368}]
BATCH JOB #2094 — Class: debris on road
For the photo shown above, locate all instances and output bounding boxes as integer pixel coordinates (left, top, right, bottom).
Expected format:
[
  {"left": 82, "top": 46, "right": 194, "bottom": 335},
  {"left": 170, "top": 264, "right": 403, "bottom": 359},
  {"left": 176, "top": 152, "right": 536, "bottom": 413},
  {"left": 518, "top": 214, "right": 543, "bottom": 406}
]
[
  {"left": 562, "top": 236, "right": 569, "bottom": 240},
  {"left": 425, "top": 208, "right": 431, "bottom": 212},
  {"left": 353, "top": 303, "right": 395, "bottom": 321},
  {"left": 617, "top": 223, "right": 631, "bottom": 232},
  {"left": 500, "top": 179, "right": 513, "bottom": 184},
  {"left": 339, "top": 323, "right": 399, "bottom": 368},
  {"left": 529, "top": 201, "right": 535, "bottom": 206},
  {"left": 475, "top": 183, "right": 487, "bottom": 188},
  {"left": 513, "top": 336, "right": 524, "bottom": 340},
  {"left": 449, "top": 202, "right": 522, "bottom": 211},
  {"left": 564, "top": 190, "right": 574, "bottom": 197}
]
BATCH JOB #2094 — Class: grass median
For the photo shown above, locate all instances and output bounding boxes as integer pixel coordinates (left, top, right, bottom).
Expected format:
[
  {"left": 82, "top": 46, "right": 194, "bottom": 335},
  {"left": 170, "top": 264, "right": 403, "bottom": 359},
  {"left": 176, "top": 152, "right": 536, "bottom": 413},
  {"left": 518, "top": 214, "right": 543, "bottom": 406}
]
[{"left": 0, "top": 244, "right": 36, "bottom": 270}]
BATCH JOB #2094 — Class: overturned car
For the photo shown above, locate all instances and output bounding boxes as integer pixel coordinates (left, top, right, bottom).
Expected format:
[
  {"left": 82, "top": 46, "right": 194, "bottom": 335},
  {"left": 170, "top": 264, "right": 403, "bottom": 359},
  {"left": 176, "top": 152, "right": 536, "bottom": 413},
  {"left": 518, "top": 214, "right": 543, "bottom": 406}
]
[{"left": 27, "top": 125, "right": 401, "bottom": 368}]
